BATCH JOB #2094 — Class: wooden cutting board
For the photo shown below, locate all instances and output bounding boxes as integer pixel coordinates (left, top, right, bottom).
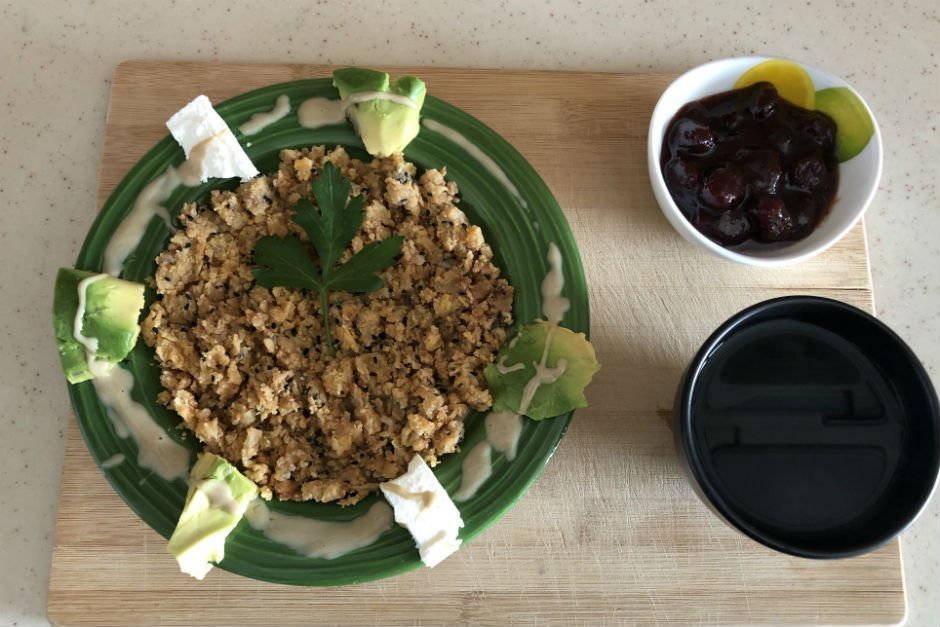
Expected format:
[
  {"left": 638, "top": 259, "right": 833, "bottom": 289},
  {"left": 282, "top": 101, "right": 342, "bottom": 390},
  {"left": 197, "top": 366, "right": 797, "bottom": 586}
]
[{"left": 47, "top": 61, "right": 903, "bottom": 627}]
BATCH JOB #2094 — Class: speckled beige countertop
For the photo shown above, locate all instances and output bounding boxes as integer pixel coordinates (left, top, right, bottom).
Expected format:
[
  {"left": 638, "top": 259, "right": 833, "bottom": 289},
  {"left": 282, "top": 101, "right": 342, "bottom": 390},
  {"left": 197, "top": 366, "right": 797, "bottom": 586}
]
[{"left": 0, "top": 1, "right": 937, "bottom": 625}]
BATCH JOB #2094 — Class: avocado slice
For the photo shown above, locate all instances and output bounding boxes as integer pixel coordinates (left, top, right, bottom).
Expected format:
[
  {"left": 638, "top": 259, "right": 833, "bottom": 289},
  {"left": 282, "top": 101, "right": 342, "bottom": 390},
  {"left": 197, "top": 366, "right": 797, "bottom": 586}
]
[
  {"left": 332, "top": 67, "right": 427, "bottom": 157},
  {"left": 814, "top": 87, "right": 875, "bottom": 162},
  {"left": 167, "top": 452, "right": 259, "bottom": 580},
  {"left": 52, "top": 268, "right": 145, "bottom": 383}
]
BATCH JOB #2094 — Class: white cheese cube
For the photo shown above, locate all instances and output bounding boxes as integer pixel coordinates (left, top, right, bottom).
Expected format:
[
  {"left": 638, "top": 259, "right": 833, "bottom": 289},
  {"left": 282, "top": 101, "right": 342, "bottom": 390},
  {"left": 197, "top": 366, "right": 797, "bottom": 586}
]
[
  {"left": 166, "top": 95, "right": 259, "bottom": 182},
  {"left": 380, "top": 455, "right": 464, "bottom": 568}
]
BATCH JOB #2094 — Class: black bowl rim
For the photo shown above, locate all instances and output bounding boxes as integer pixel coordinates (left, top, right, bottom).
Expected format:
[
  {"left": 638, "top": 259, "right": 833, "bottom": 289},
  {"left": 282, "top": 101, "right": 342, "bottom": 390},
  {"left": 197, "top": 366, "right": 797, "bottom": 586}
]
[{"left": 678, "top": 295, "right": 940, "bottom": 559}]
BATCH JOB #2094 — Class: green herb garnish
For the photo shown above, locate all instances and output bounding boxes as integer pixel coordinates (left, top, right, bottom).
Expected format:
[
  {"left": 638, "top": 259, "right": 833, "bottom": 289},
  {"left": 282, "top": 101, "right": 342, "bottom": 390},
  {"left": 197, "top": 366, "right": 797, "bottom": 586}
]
[{"left": 251, "top": 162, "right": 403, "bottom": 356}]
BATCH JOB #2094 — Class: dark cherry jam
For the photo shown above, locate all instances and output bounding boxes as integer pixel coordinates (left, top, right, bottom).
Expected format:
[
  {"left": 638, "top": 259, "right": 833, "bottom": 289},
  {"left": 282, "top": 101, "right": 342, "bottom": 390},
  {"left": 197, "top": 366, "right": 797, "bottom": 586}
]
[{"left": 660, "top": 82, "right": 839, "bottom": 247}]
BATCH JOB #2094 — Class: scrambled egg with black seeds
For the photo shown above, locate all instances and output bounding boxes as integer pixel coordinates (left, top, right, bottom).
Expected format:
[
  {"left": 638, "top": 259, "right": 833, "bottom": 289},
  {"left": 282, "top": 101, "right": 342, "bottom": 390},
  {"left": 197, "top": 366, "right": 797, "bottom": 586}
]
[{"left": 142, "top": 146, "right": 513, "bottom": 505}]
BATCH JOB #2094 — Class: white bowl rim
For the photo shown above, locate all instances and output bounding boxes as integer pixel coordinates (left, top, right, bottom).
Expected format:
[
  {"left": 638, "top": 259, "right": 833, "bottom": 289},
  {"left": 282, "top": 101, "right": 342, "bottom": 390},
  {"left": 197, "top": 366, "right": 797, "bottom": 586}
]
[{"left": 647, "top": 55, "right": 884, "bottom": 267}]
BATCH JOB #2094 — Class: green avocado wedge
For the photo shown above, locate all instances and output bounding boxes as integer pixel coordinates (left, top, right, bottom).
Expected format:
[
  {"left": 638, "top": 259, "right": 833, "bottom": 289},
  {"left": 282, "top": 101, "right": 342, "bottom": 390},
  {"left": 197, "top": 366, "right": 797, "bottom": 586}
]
[
  {"left": 815, "top": 87, "right": 875, "bottom": 162},
  {"left": 167, "top": 453, "right": 259, "bottom": 580},
  {"left": 52, "top": 268, "right": 145, "bottom": 383},
  {"left": 485, "top": 321, "right": 600, "bottom": 420},
  {"left": 332, "top": 67, "right": 427, "bottom": 158}
]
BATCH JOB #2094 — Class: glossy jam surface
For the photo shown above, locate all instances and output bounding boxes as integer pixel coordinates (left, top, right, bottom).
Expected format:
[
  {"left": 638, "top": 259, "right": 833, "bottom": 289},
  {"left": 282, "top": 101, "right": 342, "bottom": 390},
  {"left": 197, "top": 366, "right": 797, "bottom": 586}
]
[{"left": 661, "top": 83, "right": 839, "bottom": 247}]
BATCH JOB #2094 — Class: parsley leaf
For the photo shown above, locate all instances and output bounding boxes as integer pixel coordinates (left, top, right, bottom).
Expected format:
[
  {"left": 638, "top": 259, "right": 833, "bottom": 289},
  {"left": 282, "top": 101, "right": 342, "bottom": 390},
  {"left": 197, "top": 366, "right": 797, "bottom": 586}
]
[
  {"left": 251, "top": 236, "right": 322, "bottom": 291},
  {"left": 252, "top": 162, "right": 403, "bottom": 355}
]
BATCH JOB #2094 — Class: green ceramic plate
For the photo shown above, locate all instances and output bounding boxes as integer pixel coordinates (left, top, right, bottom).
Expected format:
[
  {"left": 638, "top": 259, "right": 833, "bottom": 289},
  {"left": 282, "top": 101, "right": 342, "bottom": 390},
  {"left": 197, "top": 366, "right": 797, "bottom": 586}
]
[{"left": 68, "top": 78, "right": 589, "bottom": 586}]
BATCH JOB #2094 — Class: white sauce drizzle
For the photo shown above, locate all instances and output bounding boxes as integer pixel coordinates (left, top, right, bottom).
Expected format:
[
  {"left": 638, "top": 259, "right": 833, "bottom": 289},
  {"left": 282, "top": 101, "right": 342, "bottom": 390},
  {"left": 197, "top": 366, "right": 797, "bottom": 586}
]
[
  {"left": 73, "top": 273, "right": 108, "bottom": 358},
  {"left": 541, "top": 243, "right": 570, "bottom": 326},
  {"left": 485, "top": 410, "right": 524, "bottom": 462},
  {"left": 517, "top": 336, "right": 568, "bottom": 415},
  {"left": 454, "top": 441, "right": 492, "bottom": 502},
  {"left": 103, "top": 129, "right": 238, "bottom": 275},
  {"left": 421, "top": 118, "right": 528, "bottom": 209},
  {"left": 100, "top": 453, "right": 126, "bottom": 469},
  {"left": 381, "top": 482, "right": 437, "bottom": 510},
  {"left": 246, "top": 500, "right": 393, "bottom": 559},
  {"left": 196, "top": 478, "right": 242, "bottom": 516},
  {"left": 91, "top": 127, "right": 227, "bottom": 482},
  {"left": 498, "top": 243, "right": 570, "bottom": 416},
  {"left": 176, "top": 131, "right": 227, "bottom": 186},
  {"left": 103, "top": 167, "right": 181, "bottom": 276},
  {"left": 238, "top": 94, "right": 291, "bottom": 136},
  {"left": 494, "top": 354, "right": 525, "bottom": 374},
  {"left": 453, "top": 243, "right": 567, "bottom": 497},
  {"left": 92, "top": 366, "right": 190, "bottom": 481},
  {"left": 297, "top": 97, "right": 347, "bottom": 129},
  {"left": 297, "top": 91, "right": 418, "bottom": 130}
]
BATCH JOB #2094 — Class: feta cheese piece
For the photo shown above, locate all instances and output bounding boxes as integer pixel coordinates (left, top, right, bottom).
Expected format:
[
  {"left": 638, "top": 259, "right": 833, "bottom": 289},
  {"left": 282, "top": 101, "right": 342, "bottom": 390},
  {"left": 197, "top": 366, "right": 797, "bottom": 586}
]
[
  {"left": 166, "top": 95, "right": 259, "bottom": 183},
  {"left": 380, "top": 455, "right": 464, "bottom": 567}
]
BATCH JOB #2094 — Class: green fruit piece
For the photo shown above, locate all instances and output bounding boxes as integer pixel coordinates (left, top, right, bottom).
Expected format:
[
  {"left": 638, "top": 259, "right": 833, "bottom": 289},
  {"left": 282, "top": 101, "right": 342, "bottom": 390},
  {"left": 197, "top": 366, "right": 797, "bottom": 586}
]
[
  {"left": 485, "top": 320, "right": 600, "bottom": 420},
  {"left": 331, "top": 67, "right": 427, "bottom": 157},
  {"left": 332, "top": 67, "right": 390, "bottom": 96},
  {"left": 167, "top": 452, "right": 259, "bottom": 580},
  {"left": 52, "top": 268, "right": 145, "bottom": 383},
  {"left": 815, "top": 87, "right": 875, "bottom": 162}
]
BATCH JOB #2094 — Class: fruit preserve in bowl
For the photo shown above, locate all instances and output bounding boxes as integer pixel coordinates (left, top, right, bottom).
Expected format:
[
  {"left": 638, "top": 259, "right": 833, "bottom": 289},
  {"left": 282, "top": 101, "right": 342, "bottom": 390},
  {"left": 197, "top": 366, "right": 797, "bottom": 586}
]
[{"left": 648, "top": 57, "right": 883, "bottom": 267}]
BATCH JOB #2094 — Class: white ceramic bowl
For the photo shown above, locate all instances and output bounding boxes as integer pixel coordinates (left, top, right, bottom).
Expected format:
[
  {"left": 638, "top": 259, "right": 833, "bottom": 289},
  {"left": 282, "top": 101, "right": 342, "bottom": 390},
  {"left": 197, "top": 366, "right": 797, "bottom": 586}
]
[{"left": 648, "top": 56, "right": 883, "bottom": 267}]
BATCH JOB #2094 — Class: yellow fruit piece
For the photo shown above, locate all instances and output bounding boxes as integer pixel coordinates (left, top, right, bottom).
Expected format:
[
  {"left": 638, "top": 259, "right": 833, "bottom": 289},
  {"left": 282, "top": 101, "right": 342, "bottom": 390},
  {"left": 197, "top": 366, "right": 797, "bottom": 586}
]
[{"left": 734, "top": 60, "right": 816, "bottom": 110}]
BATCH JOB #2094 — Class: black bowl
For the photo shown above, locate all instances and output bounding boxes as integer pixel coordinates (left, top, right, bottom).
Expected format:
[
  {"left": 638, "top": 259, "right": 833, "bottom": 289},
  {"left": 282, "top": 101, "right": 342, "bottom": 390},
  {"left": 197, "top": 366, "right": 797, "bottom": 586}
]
[{"left": 675, "top": 296, "right": 940, "bottom": 558}]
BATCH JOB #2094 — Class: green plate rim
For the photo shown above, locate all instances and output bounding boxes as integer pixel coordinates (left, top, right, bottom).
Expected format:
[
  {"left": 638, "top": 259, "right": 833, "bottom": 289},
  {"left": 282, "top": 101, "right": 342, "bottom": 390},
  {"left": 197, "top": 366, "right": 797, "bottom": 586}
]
[{"left": 66, "top": 76, "right": 589, "bottom": 586}]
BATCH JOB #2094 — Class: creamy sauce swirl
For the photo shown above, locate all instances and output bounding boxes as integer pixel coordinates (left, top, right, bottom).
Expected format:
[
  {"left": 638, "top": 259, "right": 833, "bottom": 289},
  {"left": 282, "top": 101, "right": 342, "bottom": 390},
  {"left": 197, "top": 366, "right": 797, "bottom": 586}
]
[
  {"left": 246, "top": 500, "right": 393, "bottom": 559},
  {"left": 485, "top": 409, "right": 524, "bottom": 462},
  {"left": 421, "top": 118, "right": 528, "bottom": 209},
  {"left": 381, "top": 482, "right": 437, "bottom": 510},
  {"left": 517, "top": 325, "right": 569, "bottom": 416},
  {"left": 494, "top": 354, "right": 525, "bottom": 375},
  {"left": 176, "top": 131, "right": 227, "bottom": 186},
  {"left": 73, "top": 273, "right": 108, "bottom": 359},
  {"left": 511, "top": 243, "right": 571, "bottom": 415},
  {"left": 238, "top": 94, "right": 291, "bottom": 135},
  {"left": 196, "top": 478, "right": 244, "bottom": 516},
  {"left": 297, "top": 97, "right": 347, "bottom": 129},
  {"left": 103, "top": 168, "right": 181, "bottom": 276},
  {"left": 100, "top": 453, "right": 126, "bottom": 470},
  {"left": 103, "top": 128, "right": 242, "bottom": 275},
  {"left": 454, "top": 243, "right": 567, "bottom": 498},
  {"left": 92, "top": 365, "right": 190, "bottom": 481},
  {"left": 454, "top": 441, "right": 492, "bottom": 502},
  {"left": 541, "top": 243, "right": 570, "bottom": 325},
  {"left": 297, "top": 91, "right": 419, "bottom": 130}
]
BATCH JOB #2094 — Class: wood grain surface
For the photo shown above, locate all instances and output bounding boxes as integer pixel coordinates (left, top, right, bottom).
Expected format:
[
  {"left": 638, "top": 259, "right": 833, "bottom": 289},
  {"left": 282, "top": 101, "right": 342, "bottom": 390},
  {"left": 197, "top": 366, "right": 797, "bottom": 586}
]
[{"left": 46, "top": 61, "right": 903, "bottom": 627}]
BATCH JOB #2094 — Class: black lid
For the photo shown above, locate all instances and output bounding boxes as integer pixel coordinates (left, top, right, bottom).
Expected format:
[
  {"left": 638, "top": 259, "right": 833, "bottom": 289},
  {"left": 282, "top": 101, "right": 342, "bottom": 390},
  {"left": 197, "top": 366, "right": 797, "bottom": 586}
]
[{"left": 679, "top": 296, "right": 940, "bottom": 558}]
